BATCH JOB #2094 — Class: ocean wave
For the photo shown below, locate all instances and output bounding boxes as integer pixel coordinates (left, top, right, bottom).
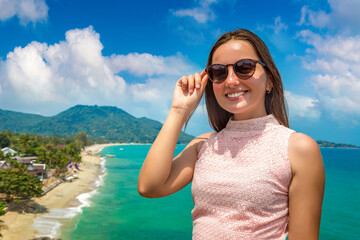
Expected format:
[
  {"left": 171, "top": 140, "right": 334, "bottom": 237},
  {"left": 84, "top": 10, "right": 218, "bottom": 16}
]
[{"left": 33, "top": 217, "right": 62, "bottom": 238}]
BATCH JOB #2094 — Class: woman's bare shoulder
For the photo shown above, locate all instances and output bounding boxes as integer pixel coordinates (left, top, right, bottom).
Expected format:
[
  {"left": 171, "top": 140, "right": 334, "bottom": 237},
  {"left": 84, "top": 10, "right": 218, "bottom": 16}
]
[
  {"left": 289, "top": 132, "right": 319, "bottom": 155},
  {"left": 288, "top": 132, "right": 323, "bottom": 175}
]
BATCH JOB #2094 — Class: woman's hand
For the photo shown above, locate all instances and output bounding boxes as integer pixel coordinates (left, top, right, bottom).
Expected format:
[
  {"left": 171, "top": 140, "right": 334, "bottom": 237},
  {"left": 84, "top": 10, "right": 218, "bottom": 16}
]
[{"left": 171, "top": 70, "right": 208, "bottom": 115}]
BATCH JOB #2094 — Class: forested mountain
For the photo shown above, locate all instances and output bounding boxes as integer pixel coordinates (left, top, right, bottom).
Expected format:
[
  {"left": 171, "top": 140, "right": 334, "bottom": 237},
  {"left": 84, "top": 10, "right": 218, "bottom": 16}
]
[
  {"left": 0, "top": 105, "right": 193, "bottom": 143},
  {"left": 0, "top": 109, "right": 47, "bottom": 132}
]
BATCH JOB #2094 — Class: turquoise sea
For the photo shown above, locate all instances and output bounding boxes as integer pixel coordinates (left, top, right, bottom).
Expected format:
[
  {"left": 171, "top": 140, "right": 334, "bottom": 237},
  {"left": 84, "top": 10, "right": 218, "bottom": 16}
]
[{"left": 59, "top": 145, "right": 360, "bottom": 240}]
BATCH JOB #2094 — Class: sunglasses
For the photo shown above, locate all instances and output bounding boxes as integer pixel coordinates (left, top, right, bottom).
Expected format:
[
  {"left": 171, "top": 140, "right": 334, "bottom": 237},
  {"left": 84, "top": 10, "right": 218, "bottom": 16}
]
[{"left": 206, "top": 59, "right": 266, "bottom": 84}]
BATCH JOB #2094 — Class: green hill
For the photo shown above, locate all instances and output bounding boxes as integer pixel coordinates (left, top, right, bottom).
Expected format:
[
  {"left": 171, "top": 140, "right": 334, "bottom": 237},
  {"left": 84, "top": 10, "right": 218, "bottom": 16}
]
[
  {"left": 316, "top": 140, "right": 360, "bottom": 149},
  {"left": 0, "top": 105, "right": 194, "bottom": 143},
  {"left": 0, "top": 109, "right": 48, "bottom": 132}
]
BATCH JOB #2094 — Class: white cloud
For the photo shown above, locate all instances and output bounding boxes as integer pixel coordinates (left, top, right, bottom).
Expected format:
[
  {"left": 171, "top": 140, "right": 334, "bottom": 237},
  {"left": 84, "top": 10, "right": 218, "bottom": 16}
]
[
  {"left": 311, "top": 74, "right": 360, "bottom": 116},
  {"left": 285, "top": 91, "right": 320, "bottom": 119},
  {"left": 328, "top": 0, "right": 360, "bottom": 24},
  {"left": 1, "top": 26, "right": 127, "bottom": 110},
  {"left": 172, "top": 0, "right": 219, "bottom": 23},
  {"left": 272, "top": 16, "right": 288, "bottom": 34},
  {"left": 0, "top": 26, "right": 199, "bottom": 127},
  {"left": 298, "top": 0, "right": 360, "bottom": 32},
  {"left": 256, "top": 16, "right": 292, "bottom": 53},
  {"left": 296, "top": 1, "right": 360, "bottom": 123},
  {"left": 127, "top": 76, "right": 176, "bottom": 119},
  {"left": 173, "top": 8, "right": 215, "bottom": 24},
  {"left": 299, "top": 30, "right": 360, "bottom": 63},
  {"left": 0, "top": 0, "right": 48, "bottom": 25},
  {"left": 257, "top": 16, "right": 288, "bottom": 34},
  {"left": 297, "top": 6, "right": 330, "bottom": 29},
  {"left": 298, "top": 30, "right": 360, "bottom": 118},
  {"left": 107, "top": 52, "right": 197, "bottom": 77}
]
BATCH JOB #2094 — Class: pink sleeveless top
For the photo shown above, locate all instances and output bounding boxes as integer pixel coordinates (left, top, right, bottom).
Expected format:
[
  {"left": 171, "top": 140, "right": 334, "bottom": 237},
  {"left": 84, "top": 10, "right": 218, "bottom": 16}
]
[{"left": 191, "top": 114, "right": 294, "bottom": 239}]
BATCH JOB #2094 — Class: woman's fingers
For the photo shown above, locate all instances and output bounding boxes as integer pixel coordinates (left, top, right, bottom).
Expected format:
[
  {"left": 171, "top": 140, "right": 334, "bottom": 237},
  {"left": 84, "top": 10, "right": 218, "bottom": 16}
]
[
  {"left": 178, "top": 70, "right": 208, "bottom": 94},
  {"left": 200, "top": 69, "right": 207, "bottom": 78},
  {"left": 187, "top": 75, "right": 195, "bottom": 93},
  {"left": 200, "top": 69, "right": 208, "bottom": 88},
  {"left": 180, "top": 76, "right": 188, "bottom": 91},
  {"left": 194, "top": 72, "right": 201, "bottom": 90}
]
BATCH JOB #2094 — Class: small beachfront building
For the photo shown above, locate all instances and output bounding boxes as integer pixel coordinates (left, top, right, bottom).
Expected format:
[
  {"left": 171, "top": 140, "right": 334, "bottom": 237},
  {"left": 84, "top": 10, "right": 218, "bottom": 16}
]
[
  {"left": 1, "top": 156, "right": 48, "bottom": 180},
  {"left": 0, "top": 161, "right": 12, "bottom": 169},
  {"left": 13, "top": 156, "right": 37, "bottom": 165},
  {"left": 1, "top": 147, "right": 17, "bottom": 156},
  {"left": 27, "top": 163, "right": 47, "bottom": 181}
]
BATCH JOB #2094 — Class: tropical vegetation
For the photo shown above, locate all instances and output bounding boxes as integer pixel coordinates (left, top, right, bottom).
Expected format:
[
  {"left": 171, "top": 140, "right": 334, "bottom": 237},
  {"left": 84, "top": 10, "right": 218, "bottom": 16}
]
[
  {"left": 0, "top": 168, "right": 43, "bottom": 202},
  {"left": 0, "top": 131, "right": 87, "bottom": 202}
]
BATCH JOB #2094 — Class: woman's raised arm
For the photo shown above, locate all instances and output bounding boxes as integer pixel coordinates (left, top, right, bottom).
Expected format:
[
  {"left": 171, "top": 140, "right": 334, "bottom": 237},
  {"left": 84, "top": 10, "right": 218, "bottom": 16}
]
[{"left": 137, "top": 70, "right": 208, "bottom": 198}]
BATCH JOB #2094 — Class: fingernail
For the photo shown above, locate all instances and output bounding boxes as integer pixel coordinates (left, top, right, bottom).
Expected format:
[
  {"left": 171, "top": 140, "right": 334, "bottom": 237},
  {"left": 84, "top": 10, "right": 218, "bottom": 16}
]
[{"left": 196, "top": 84, "right": 200, "bottom": 89}]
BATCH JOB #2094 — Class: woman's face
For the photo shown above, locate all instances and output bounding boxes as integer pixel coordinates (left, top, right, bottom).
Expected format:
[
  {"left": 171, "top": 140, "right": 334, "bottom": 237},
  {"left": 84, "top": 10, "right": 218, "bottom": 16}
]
[{"left": 211, "top": 40, "right": 272, "bottom": 120}]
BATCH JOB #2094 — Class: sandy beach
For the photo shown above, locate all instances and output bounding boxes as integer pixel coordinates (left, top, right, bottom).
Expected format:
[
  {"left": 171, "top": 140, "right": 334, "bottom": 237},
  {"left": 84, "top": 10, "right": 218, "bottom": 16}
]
[{"left": 0, "top": 143, "right": 121, "bottom": 240}]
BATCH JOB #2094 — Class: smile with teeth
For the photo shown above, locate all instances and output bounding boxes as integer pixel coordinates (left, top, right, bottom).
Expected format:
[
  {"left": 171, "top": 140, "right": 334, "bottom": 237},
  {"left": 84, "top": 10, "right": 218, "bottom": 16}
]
[{"left": 226, "top": 91, "right": 247, "bottom": 98}]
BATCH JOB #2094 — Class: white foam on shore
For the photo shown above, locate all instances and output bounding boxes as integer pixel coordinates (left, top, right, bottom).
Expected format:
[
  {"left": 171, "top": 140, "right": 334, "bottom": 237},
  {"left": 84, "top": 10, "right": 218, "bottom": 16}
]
[
  {"left": 96, "top": 157, "right": 107, "bottom": 186},
  {"left": 32, "top": 157, "right": 108, "bottom": 239},
  {"left": 95, "top": 147, "right": 104, "bottom": 154}
]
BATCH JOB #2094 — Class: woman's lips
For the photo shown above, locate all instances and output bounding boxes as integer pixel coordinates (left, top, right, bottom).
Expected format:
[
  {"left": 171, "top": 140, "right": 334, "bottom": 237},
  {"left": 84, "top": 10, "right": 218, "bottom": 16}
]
[{"left": 225, "top": 90, "right": 248, "bottom": 100}]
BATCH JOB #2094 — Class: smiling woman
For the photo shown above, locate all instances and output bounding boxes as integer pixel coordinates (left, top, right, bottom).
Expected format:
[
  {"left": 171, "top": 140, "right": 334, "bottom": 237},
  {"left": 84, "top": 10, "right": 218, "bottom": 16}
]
[
  {"left": 209, "top": 41, "right": 272, "bottom": 122},
  {"left": 138, "top": 29, "right": 325, "bottom": 240}
]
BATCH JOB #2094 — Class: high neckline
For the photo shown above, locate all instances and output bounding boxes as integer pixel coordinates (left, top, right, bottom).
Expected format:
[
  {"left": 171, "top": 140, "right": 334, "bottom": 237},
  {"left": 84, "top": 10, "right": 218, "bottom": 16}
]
[{"left": 225, "top": 114, "right": 279, "bottom": 133}]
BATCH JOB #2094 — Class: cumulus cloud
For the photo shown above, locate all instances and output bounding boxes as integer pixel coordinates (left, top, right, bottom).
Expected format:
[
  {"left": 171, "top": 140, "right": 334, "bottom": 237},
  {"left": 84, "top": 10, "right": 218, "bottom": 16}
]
[
  {"left": 172, "top": 0, "right": 219, "bottom": 23},
  {"left": 285, "top": 91, "right": 320, "bottom": 119},
  {"left": 0, "top": 26, "right": 127, "bottom": 112},
  {"left": 0, "top": 26, "right": 198, "bottom": 123},
  {"left": 0, "top": 0, "right": 48, "bottom": 25},
  {"left": 298, "top": 30, "right": 360, "bottom": 118}
]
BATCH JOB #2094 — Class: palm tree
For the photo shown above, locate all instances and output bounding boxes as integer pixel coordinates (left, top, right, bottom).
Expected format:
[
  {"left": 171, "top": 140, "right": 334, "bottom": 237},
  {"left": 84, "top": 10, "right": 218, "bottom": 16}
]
[{"left": 19, "top": 134, "right": 31, "bottom": 155}]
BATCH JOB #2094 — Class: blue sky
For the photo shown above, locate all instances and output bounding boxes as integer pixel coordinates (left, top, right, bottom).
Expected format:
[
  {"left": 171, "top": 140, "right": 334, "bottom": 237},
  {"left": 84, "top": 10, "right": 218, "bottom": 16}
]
[{"left": 0, "top": 0, "right": 360, "bottom": 145}]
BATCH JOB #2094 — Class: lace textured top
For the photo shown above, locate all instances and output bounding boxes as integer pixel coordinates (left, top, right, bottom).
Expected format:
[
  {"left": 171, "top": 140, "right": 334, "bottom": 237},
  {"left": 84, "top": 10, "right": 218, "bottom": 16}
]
[{"left": 191, "top": 114, "right": 295, "bottom": 240}]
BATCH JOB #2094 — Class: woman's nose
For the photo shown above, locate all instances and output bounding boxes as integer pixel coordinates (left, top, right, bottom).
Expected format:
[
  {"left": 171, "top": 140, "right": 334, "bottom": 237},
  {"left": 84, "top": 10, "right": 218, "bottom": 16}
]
[{"left": 225, "top": 66, "right": 240, "bottom": 87}]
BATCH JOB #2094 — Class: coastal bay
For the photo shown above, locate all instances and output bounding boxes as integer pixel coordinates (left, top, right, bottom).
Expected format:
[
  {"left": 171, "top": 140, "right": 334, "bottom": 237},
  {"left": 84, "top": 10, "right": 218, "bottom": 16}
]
[{"left": 1, "top": 145, "right": 358, "bottom": 239}]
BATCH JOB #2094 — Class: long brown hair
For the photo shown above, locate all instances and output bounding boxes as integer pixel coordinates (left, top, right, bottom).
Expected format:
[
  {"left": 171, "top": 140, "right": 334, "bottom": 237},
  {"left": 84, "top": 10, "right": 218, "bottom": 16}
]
[{"left": 204, "top": 29, "right": 289, "bottom": 131}]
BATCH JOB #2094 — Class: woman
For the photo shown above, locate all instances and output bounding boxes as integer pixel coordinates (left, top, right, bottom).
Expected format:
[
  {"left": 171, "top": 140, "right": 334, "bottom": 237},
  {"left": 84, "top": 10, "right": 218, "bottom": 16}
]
[{"left": 138, "top": 29, "right": 325, "bottom": 239}]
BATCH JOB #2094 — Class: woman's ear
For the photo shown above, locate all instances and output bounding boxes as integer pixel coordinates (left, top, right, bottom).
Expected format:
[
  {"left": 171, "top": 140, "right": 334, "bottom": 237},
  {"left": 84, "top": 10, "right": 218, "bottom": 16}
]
[{"left": 266, "top": 75, "right": 274, "bottom": 92}]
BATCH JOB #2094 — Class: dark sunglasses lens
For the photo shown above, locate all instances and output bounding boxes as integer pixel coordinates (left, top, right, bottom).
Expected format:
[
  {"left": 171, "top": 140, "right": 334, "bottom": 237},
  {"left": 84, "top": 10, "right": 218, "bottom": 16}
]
[
  {"left": 208, "top": 65, "right": 227, "bottom": 83},
  {"left": 235, "top": 60, "right": 256, "bottom": 79}
]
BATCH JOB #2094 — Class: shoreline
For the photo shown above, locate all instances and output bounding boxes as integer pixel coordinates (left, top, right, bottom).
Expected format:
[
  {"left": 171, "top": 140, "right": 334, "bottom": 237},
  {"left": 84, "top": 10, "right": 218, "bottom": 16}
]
[
  {"left": 319, "top": 147, "right": 360, "bottom": 149},
  {"left": 0, "top": 143, "right": 123, "bottom": 240}
]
